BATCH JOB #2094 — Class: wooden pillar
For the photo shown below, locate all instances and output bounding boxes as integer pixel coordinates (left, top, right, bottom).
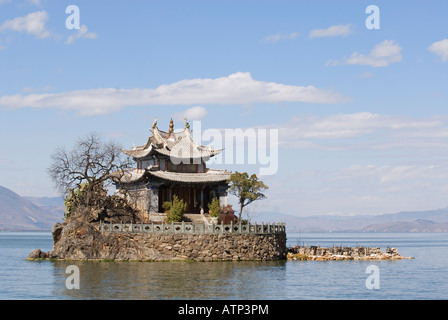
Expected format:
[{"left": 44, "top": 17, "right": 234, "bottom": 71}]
[
  {"left": 193, "top": 188, "right": 197, "bottom": 213},
  {"left": 188, "top": 186, "right": 191, "bottom": 213},
  {"left": 200, "top": 187, "right": 204, "bottom": 214}
]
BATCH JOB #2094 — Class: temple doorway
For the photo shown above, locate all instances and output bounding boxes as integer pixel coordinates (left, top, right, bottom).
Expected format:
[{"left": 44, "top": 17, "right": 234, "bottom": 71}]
[{"left": 158, "top": 185, "right": 212, "bottom": 214}]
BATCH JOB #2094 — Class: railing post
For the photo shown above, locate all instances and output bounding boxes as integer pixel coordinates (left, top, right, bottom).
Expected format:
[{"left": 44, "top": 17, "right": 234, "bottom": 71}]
[{"left": 98, "top": 219, "right": 285, "bottom": 235}]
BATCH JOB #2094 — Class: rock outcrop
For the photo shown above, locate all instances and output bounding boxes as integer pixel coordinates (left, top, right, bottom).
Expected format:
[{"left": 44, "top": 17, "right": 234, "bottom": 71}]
[
  {"left": 27, "top": 249, "right": 49, "bottom": 259},
  {"left": 287, "top": 245, "right": 413, "bottom": 261}
]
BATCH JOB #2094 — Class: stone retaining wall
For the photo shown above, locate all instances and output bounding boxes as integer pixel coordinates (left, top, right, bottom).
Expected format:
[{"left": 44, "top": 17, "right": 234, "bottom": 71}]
[
  {"left": 32, "top": 221, "right": 288, "bottom": 261},
  {"left": 110, "top": 232, "right": 288, "bottom": 261}
]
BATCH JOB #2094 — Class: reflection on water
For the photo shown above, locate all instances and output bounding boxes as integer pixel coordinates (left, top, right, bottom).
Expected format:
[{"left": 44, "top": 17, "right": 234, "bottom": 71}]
[
  {"left": 51, "top": 260, "right": 287, "bottom": 300},
  {"left": 3, "top": 232, "right": 448, "bottom": 299}
]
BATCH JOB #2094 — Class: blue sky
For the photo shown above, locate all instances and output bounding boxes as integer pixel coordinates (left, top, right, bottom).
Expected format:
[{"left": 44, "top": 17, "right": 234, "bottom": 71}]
[{"left": 1, "top": 0, "right": 448, "bottom": 217}]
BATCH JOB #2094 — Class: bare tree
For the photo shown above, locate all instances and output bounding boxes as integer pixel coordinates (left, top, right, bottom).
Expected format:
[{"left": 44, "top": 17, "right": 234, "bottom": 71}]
[{"left": 48, "top": 132, "right": 132, "bottom": 205}]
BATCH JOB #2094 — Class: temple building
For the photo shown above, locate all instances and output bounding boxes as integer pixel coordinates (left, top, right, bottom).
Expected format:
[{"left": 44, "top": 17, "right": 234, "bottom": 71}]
[{"left": 114, "top": 119, "right": 231, "bottom": 219}]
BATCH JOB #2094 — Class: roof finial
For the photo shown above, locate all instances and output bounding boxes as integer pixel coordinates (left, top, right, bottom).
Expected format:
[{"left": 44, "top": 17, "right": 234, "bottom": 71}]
[
  {"left": 152, "top": 118, "right": 158, "bottom": 130},
  {"left": 169, "top": 118, "right": 174, "bottom": 134},
  {"left": 184, "top": 117, "right": 190, "bottom": 130}
]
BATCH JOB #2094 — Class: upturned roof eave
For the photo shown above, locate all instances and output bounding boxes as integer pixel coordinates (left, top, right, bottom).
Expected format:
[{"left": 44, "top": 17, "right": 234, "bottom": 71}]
[
  {"left": 116, "top": 169, "right": 231, "bottom": 185},
  {"left": 121, "top": 144, "right": 154, "bottom": 159}
]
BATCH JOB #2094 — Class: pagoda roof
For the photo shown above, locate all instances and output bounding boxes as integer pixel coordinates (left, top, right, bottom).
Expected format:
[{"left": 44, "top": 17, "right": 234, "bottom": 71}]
[
  {"left": 122, "top": 119, "right": 223, "bottom": 160},
  {"left": 148, "top": 169, "right": 231, "bottom": 184},
  {"left": 115, "top": 168, "right": 231, "bottom": 184}
]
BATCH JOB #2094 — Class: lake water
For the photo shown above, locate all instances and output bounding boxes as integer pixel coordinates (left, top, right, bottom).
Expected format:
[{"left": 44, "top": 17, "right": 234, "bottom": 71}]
[{"left": 1, "top": 231, "right": 448, "bottom": 300}]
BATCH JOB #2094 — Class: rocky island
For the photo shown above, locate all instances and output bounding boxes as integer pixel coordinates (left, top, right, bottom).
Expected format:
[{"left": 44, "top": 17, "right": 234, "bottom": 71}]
[
  {"left": 27, "top": 122, "right": 286, "bottom": 262},
  {"left": 26, "top": 122, "right": 412, "bottom": 263},
  {"left": 287, "top": 245, "right": 414, "bottom": 261}
]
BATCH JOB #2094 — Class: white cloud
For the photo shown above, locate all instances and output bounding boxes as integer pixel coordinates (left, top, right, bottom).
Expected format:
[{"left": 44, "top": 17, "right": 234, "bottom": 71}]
[
  {"left": 262, "top": 32, "right": 299, "bottom": 44},
  {"left": 309, "top": 24, "right": 352, "bottom": 38},
  {"left": 273, "top": 112, "right": 448, "bottom": 150},
  {"left": 330, "top": 164, "right": 448, "bottom": 209},
  {"left": 327, "top": 40, "right": 402, "bottom": 67},
  {"left": 66, "top": 24, "right": 97, "bottom": 45},
  {"left": 0, "top": 72, "right": 349, "bottom": 116},
  {"left": 269, "top": 162, "right": 448, "bottom": 216},
  {"left": 332, "top": 164, "right": 445, "bottom": 184},
  {"left": 428, "top": 39, "right": 448, "bottom": 62},
  {"left": 263, "top": 161, "right": 448, "bottom": 216},
  {"left": 264, "top": 113, "right": 448, "bottom": 216},
  {"left": 0, "top": 10, "right": 50, "bottom": 39},
  {"left": 330, "top": 164, "right": 448, "bottom": 201},
  {"left": 172, "top": 106, "right": 208, "bottom": 122}
]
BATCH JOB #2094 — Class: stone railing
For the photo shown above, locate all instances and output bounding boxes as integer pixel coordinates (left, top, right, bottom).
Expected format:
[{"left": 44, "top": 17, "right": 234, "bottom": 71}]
[{"left": 99, "top": 221, "right": 286, "bottom": 235}]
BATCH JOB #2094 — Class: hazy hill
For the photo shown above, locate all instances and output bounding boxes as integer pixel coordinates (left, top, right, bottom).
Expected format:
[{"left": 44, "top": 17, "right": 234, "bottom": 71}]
[
  {"left": 2, "top": 183, "right": 448, "bottom": 232},
  {"left": 0, "top": 186, "right": 63, "bottom": 231},
  {"left": 254, "top": 208, "right": 448, "bottom": 232},
  {"left": 361, "top": 219, "right": 448, "bottom": 232},
  {"left": 24, "top": 196, "right": 65, "bottom": 220}
]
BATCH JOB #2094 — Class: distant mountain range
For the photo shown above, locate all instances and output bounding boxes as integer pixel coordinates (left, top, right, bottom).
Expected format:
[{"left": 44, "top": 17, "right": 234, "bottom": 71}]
[
  {"left": 1, "top": 184, "right": 448, "bottom": 232},
  {"left": 0, "top": 186, "right": 64, "bottom": 231},
  {"left": 254, "top": 207, "right": 448, "bottom": 232}
]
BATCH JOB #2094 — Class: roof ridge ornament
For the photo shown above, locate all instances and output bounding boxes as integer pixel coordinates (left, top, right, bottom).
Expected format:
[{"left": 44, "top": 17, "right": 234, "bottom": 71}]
[
  {"left": 169, "top": 118, "right": 174, "bottom": 134},
  {"left": 121, "top": 117, "right": 224, "bottom": 159},
  {"left": 151, "top": 118, "right": 158, "bottom": 131}
]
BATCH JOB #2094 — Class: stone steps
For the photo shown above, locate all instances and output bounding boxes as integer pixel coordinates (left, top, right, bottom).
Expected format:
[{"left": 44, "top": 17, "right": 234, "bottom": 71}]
[
  {"left": 149, "top": 213, "right": 210, "bottom": 224},
  {"left": 149, "top": 213, "right": 166, "bottom": 223},
  {"left": 183, "top": 213, "right": 210, "bottom": 224}
]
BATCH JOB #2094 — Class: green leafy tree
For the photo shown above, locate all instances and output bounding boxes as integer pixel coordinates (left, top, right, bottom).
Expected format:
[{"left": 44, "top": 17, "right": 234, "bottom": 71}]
[
  {"left": 208, "top": 198, "right": 222, "bottom": 220},
  {"left": 165, "top": 195, "right": 187, "bottom": 223},
  {"left": 162, "top": 201, "right": 172, "bottom": 212},
  {"left": 227, "top": 172, "right": 268, "bottom": 221}
]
